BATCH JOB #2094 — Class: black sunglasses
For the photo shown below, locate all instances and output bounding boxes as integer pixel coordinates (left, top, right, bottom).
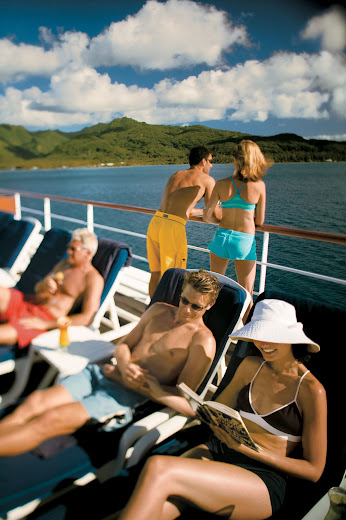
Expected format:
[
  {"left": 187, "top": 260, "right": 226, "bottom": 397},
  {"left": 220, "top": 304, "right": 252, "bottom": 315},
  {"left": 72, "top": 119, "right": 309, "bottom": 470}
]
[
  {"left": 180, "top": 295, "right": 208, "bottom": 311},
  {"left": 67, "top": 245, "right": 86, "bottom": 252}
]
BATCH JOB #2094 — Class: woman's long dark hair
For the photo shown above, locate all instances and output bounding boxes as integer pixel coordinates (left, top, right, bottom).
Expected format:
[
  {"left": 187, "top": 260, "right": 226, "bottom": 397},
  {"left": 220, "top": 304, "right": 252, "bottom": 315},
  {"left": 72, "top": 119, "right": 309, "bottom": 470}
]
[{"left": 292, "top": 344, "right": 311, "bottom": 364}]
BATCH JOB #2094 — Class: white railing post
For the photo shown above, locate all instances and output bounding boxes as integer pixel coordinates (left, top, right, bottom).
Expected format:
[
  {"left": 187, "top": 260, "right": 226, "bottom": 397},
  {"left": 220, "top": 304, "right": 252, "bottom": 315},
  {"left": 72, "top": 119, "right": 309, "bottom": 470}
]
[
  {"left": 87, "top": 204, "right": 94, "bottom": 233},
  {"left": 258, "top": 232, "right": 270, "bottom": 294},
  {"left": 44, "top": 198, "right": 51, "bottom": 230},
  {"left": 14, "top": 193, "right": 21, "bottom": 219}
]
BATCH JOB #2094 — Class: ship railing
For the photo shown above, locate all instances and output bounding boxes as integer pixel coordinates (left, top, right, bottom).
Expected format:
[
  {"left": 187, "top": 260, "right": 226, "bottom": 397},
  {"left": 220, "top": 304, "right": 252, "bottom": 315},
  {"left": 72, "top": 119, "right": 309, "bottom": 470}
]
[{"left": 1, "top": 189, "right": 346, "bottom": 295}]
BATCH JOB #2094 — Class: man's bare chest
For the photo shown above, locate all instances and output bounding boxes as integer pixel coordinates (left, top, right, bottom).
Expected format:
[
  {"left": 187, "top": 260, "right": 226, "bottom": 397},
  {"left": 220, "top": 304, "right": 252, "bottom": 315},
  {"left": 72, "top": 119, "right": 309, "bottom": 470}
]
[
  {"left": 59, "top": 268, "right": 87, "bottom": 298},
  {"left": 134, "top": 323, "right": 195, "bottom": 362}
]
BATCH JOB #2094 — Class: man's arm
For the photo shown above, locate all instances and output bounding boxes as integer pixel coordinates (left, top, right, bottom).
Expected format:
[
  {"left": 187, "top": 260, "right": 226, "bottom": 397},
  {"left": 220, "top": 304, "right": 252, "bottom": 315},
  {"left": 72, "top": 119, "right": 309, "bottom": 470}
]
[
  {"left": 191, "top": 176, "right": 220, "bottom": 219},
  {"left": 142, "top": 329, "right": 216, "bottom": 416},
  {"left": 203, "top": 181, "right": 222, "bottom": 224},
  {"left": 114, "top": 304, "right": 163, "bottom": 385},
  {"left": 66, "top": 270, "right": 104, "bottom": 327},
  {"left": 34, "top": 260, "right": 66, "bottom": 297}
]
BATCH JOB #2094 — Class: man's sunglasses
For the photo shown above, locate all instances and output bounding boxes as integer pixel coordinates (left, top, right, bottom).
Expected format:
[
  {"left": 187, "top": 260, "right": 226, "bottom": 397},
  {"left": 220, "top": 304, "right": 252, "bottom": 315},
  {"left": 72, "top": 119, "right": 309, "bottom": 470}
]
[
  {"left": 67, "top": 245, "right": 85, "bottom": 253},
  {"left": 180, "top": 295, "right": 208, "bottom": 311}
]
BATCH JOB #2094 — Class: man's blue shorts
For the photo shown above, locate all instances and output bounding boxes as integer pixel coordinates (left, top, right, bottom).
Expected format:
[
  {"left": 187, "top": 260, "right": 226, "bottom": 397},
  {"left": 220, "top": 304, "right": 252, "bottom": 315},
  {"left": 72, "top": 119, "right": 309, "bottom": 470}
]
[
  {"left": 208, "top": 228, "right": 256, "bottom": 261},
  {"left": 60, "top": 364, "right": 147, "bottom": 427}
]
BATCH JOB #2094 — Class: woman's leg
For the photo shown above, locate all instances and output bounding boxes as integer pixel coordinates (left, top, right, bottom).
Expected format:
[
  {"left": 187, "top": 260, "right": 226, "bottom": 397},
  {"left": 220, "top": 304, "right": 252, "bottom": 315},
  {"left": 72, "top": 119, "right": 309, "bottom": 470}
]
[
  {"left": 234, "top": 260, "right": 256, "bottom": 296},
  {"left": 118, "top": 454, "right": 272, "bottom": 520},
  {"left": 210, "top": 252, "right": 229, "bottom": 275},
  {"left": 234, "top": 260, "right": 256, "bottom": 321}
]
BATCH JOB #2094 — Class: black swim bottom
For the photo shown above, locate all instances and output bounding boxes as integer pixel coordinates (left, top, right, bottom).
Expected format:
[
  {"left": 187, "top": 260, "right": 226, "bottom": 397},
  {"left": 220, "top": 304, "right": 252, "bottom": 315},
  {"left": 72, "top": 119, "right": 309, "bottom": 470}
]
[{"left": 206, "top": 435, "right": 287, "bottom": 515}]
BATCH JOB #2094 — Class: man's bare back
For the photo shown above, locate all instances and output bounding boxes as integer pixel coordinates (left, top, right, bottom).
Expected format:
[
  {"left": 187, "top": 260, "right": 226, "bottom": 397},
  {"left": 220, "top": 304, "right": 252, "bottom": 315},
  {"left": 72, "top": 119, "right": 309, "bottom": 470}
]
[
  {"left": 159, "top": 168, "right": 216, "bottom": 221},
  {"left": 147, "top": 147, "right": 219, "bottom": 296}
]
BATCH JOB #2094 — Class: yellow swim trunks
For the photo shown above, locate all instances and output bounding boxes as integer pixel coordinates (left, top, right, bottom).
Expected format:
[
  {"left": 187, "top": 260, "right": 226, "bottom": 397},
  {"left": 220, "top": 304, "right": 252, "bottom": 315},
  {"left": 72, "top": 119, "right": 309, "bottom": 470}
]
[{"left": 147, "top": 211, "right": 187, "bottom": 277}]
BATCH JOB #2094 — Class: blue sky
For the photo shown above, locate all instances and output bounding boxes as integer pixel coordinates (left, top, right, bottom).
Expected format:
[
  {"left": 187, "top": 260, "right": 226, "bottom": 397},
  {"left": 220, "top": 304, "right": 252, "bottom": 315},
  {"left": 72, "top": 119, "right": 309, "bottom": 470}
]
[{"left": 0, "top": 0, "right": 345, "bottom": 139}]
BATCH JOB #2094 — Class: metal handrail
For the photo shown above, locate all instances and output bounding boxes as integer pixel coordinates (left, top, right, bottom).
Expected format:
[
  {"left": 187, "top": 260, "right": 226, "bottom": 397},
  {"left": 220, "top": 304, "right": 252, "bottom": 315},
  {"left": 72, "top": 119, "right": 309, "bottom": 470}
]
[
  {"left": 1, "top": 189, "right": 345, "bottom": 290},
  {"left": 1, "top": 187, "right": 345, "bottom": 245}
]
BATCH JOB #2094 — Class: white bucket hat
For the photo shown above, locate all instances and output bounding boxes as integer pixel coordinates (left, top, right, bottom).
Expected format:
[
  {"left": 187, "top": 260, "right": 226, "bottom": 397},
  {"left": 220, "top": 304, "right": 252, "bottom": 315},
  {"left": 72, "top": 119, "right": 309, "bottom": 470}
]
[{"left": 230, "top": 299, "right": 320, "bottom": 353}]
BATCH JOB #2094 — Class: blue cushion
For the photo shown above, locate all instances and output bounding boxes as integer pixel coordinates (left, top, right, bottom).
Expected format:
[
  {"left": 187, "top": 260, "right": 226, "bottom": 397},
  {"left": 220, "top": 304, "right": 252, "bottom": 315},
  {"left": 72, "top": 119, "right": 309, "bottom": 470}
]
[
  {"left": 0, "top": 211, "right": 14, "bottom": 233},
  {"left": 0, "top": 346, "right": 15, "bottom": 364},
  {"left": 92, "top": 238, "right": 132, "bottom": 307},
  {"left": 0, "top": 219, "right": 36, "bottom": 268},
  {"left": 16, "top": 229, "right": 72, "bottom": 294}
]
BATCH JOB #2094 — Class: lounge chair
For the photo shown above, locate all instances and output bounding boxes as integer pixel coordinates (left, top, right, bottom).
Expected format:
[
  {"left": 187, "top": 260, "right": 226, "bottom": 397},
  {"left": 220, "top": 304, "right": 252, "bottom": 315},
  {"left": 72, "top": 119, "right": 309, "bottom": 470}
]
[
  {"left": 141, "top": 289, "right": 346, "bottom": 520},
  {"left": 0, "top": 228, "right": 72, "bottom": 408},
  {"left": 0, "top": 234, "right": 133, "bottom": 409},
  {"left": 0, "top": 215, "right": 42, "bottom": 287},
  {"left": 0, "top": 267, "right": 250, "bottom": 519}
]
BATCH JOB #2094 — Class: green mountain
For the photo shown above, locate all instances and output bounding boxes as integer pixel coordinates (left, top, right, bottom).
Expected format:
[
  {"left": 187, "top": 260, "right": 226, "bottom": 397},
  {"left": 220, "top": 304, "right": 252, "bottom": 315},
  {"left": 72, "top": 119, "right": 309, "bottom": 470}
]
[{"left": 0, "top": 117, "right": 345, "bottom": 169}]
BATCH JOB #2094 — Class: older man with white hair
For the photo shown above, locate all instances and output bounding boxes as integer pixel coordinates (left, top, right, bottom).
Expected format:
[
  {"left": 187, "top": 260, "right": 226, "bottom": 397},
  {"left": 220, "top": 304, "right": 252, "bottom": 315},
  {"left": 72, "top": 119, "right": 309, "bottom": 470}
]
[{"left": 0, "top": 228, "right": 104, "bottom": 348}]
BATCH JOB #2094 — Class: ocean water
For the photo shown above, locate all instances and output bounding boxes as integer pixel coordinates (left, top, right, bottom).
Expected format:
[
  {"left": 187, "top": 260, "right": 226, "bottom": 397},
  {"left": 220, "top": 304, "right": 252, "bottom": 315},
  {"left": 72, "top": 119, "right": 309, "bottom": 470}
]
[{"left": 0, "top": 162, "right": 345, "bottom": 309}]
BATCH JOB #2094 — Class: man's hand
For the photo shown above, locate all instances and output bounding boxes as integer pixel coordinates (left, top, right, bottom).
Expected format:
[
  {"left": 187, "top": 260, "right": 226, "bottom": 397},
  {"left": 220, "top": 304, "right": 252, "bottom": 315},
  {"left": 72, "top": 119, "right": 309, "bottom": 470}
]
[
  {"left": 140, "top": 373, "right": 166, "bottom": 399},
  {"left": 118, "top": 362, "right": 149, "bottom": 386},
  {"left": 190, "top": 208, "right": 203, "bottom": 218},
  {"left": 36, "top": 276, "right": 59, "bottom": 296},
  {"left": 19, "top": 317, "right": 50, "bottom": 331}
]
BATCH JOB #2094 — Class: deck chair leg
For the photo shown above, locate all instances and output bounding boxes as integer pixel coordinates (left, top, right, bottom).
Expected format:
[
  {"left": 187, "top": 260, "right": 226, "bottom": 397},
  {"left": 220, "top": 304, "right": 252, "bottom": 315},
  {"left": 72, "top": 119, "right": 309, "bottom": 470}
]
[
  {"left": 35, "top": 365, "right": 59, "bottom": 390},
  {"left": 0, "top": 347, "right": 35, "bottom": 409}
]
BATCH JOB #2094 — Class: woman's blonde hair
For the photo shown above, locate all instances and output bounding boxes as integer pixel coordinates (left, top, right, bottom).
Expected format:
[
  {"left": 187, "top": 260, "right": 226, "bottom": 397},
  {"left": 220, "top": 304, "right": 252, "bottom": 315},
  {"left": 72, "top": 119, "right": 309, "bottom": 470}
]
[{"left": 234, "top": 140, "right": 273, "bottom": 181}]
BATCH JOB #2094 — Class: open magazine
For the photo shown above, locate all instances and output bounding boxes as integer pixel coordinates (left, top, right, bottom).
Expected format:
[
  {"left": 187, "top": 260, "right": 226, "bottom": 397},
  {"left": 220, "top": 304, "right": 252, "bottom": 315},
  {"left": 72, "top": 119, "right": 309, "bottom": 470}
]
[{"left": 178, "top": 382, "right": 260, "bottom": 452}]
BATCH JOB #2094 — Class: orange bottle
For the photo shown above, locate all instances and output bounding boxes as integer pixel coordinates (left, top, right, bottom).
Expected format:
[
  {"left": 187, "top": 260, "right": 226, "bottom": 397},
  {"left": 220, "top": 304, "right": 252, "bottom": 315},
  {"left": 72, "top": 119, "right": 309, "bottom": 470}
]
[
  {"left": 58, "top": 316, "right": 71, "bottom": 348},
  {"left": 59, "top": 326, "right": 70, "bottom": 348}
]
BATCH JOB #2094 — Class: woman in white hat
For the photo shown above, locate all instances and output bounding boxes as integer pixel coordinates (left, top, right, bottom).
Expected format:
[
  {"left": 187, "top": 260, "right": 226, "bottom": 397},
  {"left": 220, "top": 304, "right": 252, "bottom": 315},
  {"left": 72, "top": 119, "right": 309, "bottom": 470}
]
[{"left": 118, "top": 299, "right": 327, "bottom": 520}]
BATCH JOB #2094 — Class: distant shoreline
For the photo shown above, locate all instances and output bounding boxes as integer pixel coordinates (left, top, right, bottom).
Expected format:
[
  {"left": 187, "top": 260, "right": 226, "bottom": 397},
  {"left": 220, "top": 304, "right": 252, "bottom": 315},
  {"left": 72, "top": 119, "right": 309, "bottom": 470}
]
[{"left": 1, "top": 160, "right": 345, "bottom": 173}]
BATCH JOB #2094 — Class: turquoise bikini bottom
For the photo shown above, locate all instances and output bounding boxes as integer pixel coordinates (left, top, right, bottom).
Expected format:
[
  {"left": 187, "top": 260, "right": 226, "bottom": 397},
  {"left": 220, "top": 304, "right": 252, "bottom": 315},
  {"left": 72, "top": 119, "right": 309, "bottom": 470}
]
[{"left": 208, "top": 228, "right": 256, "bottom": 261}]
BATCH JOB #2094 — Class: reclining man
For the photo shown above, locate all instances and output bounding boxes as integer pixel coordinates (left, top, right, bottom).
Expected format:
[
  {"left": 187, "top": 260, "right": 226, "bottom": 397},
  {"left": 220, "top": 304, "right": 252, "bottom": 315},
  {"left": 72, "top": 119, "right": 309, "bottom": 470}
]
[
  {"left": 0, "top": 269, "right": 220, "bottom": 456},
  {"left": 0, "top": 228, "right": 104, "bottom": 348}
]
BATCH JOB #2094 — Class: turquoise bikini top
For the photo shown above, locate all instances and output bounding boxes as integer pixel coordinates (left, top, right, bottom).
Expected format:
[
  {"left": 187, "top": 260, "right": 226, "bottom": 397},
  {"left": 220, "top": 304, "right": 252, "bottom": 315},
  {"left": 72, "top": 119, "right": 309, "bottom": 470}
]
[{"left": 221, "top": 178, "right": 256, "bottom": 211}]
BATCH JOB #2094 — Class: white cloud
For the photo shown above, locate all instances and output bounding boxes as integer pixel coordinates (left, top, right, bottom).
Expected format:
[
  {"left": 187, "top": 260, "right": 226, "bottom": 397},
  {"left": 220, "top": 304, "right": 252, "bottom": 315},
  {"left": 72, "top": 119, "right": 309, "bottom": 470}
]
[
  {"left": 0, "top": 49, "right": 343, "bottom": 129},
  {"left": 152, "top": 52, "right": 340, "bottom": 122},
  {"left": 86, "top": 0, "right": 249, "bottom": 70},
  {"left": 0, "top": 0, "right": 249, "bottom": 84},
  {"left": 0, "top": 87, "right": 95, "bottom": 128},
  {"left": 0, "top": 31, "right": 89, "bottom": 84},
  {"left": 0, "top": 1, "right": 344, "bottom": 130},
  {"left": 300, "top": 6, "right": 346, "bottom": 52},
  {"left": 42, "top": 66, "right": 155, "bottom": 112},
  {"left": 306, "top": 134, "right": 346, "bottom": 142}
]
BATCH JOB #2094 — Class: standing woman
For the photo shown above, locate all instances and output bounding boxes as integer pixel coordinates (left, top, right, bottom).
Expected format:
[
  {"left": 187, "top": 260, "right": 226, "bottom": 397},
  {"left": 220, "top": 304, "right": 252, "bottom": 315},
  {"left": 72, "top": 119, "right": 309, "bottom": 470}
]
[{"left": 204, "top": 140, "right": 272, "bottom": 304}]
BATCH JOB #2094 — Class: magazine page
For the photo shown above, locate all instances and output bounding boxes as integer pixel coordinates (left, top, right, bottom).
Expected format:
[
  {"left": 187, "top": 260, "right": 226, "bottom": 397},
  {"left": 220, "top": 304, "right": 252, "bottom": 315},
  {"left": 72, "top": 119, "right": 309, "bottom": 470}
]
[
  {"left": 197, "top": 405, "right": 260, "bottom": 452},
  {"left": 207, "top": 401, "right": 242, "bottom": 421}
]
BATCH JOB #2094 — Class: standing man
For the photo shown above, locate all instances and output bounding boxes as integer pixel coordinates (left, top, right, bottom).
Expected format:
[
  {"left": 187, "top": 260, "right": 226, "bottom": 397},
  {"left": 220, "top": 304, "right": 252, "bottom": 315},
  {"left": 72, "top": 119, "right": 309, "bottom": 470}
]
[
  {"left": 147, "top": 146, "right": 220, "bottom": 297},
  {"left": 0, "top": 228, "right": 104, "bottom": 348}
]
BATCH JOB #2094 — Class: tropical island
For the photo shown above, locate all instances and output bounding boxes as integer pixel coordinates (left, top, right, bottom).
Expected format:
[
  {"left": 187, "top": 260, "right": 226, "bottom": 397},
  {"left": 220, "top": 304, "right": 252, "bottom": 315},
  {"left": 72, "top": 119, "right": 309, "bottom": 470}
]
[{"left": 0, "top": 117, "right": 345, "bottom": 170}]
